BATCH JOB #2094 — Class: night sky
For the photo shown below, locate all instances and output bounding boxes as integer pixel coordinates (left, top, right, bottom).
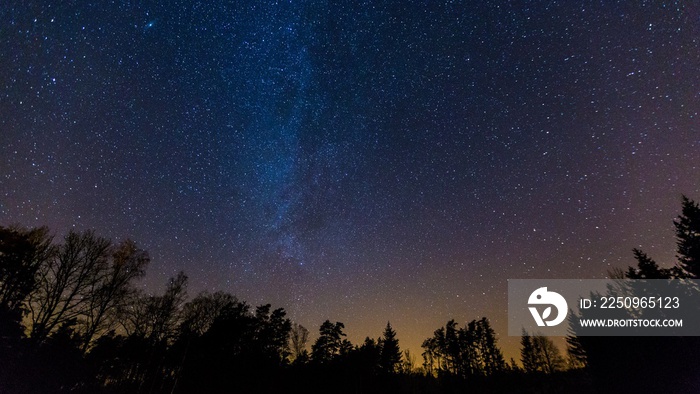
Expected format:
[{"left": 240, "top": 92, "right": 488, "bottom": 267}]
[{"left": 2, "top": 1, "right": 699, "bottom": 358}]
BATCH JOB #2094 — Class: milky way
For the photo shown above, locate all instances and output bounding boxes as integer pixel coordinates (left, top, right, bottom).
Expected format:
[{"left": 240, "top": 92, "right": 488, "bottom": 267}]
[{"left": 2, "top": 1, "right": 699, "bottom": 357}]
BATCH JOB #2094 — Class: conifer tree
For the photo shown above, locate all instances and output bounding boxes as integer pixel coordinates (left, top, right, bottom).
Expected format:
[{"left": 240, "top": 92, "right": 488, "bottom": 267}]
[
  {"left": 676, "top": 196, "right": 700, "bottom": 278},
  {"left": 520, "top": 329, "right": 538, "bottom": 373},
  {"left": 379, "top": 321, "right": 401, "bottom": 373}
]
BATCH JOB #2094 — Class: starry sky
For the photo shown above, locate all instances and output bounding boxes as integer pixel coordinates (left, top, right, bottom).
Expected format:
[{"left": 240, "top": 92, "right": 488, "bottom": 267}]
[{"left": 1, "top": 1, "right": 699, "bottom": 358}]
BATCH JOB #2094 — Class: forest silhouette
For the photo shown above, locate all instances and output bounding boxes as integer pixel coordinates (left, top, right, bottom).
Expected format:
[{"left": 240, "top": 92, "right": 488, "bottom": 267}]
[{"left": 1, "top": 195, "right": 699, "bottom": 393}]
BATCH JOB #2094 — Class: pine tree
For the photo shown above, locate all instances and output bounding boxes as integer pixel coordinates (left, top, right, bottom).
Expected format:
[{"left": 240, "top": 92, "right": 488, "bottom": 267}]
[
  {"left": 566, "top": 314, "right": 587, "bottom": 369},
  {"left": 476, "top": 318, "right": 506, "bottom": 375},
  {"left": 444, "top": 319, "right": 459, "bottom": 374},
  {"left": 379, "top": 321, "right": 401, "bottom": 373},
  {"left": 422, "top": 318, "right": 506, "bottom": 378},
  {"left": 311, "top": 320, "right": 346, "bottom": 363},
  {"left": 623, "top": 196, "right": 700, "bottom": 280},
  {"left": 520, "top": 329, "right": 538, "bottom": 373},
  {"left": 676, "top": 196, "right": 700, "bottom": 278},
  {"left": 626, "top": 249, "right": 665, "bottom": 279}
]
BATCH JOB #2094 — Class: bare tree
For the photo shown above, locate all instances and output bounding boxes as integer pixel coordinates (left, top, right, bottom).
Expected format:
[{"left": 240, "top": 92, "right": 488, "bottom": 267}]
[
  {"left": 521, "top": 330, "right": 566, "bottom": 373},
  {"left": 402, "top": 349, "right": 416, "bottom": 373},
  {"left": 179, "top": 291, "right": 239, "bottom": 336},
  {"left": 28, "top": 230, "right": 111, "bottom": 342},
  {"left": 289, "top": 322, "right": 309, "bottom": 362},
  {"left": 533, "top": 335, "right": 565, "bottom": 373},
  {"left": 122, "top": 272, "right": 188, "bottom": 343},
  {"left": 80, "top": 239, "right": 149, "bottom": 351},
  {"left": 421, "top": 336, "right": 438, "bottom": 376}
]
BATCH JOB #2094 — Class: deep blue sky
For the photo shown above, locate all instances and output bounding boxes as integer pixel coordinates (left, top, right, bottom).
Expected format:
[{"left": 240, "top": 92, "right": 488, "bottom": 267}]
[{"left": 2, "top": 1, "right": 699, "bottom": 356}]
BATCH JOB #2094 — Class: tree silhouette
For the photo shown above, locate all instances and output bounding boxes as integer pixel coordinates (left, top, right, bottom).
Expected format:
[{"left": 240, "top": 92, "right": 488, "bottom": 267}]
[
  {"left": 379, "top": 321, "right": 401, "bottom": 373},
  {"left": 676, "top": 195, "right": 700, "bottom": 278},
  {"left": 421, "top": 317, "right": 505, "bottom": 379},
  {"left": 172, "top": 298, "right": 291, "bottom": 393},
  {"left": 520, "top": 329, "right": 537, "bottom": 373},
  {"left": 571, "top": 194, "right": 700, "bottom": 393},
  {"left": 520, "top": 330, "right": 565, "bottom": 373},
  {"left": 123, "top": 271, "right": 188, "bottom": 344},
  {"left": 28, "top": 229, "right": 112, "bottom": 342},
  {"left": 625, "top": 248, "right": 669, "bottom": 279},
  {"left": 533, "top": 335, "right": 565, "bottom": 373},
  {"left": 86, "top": 272, "right": 189, "bottom": 391},
  {"left": 401, "top": 349, "right": 416, "bottom": 373},
  {"left": 421, "top": 335, "right": 438, "bottom": 376},
  {"left": 624, "top": 196, "right": 700, "bottom": 280},
  {"left": 311, "top": 320, "right": 347, "bottom": 363},
  {"left": 178, "top": 291, "right": 239, "bottom": 337},
  {"left": 80, "top": 239, "right": 149, "bottom": 351},
  {"left": 0, "top": 226, "right": 53, "bottom": 339},
  {"left": 12, "top": 219, "right": 700, "bottom": 393},
  {"left": 290, "top": 322, "right": 310, "bottom": 363},
  {"left": 565, "top": 318, "right": 587, "bottom": 369},
  {"left": 473, "top": 318, "right": 506, "bottom": 375},
  {"left": 356, "top": 336, "right": 382, "bottom": 373},
  {"left": 253, "top": 304, "right": 292, "bottom": 363}
]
